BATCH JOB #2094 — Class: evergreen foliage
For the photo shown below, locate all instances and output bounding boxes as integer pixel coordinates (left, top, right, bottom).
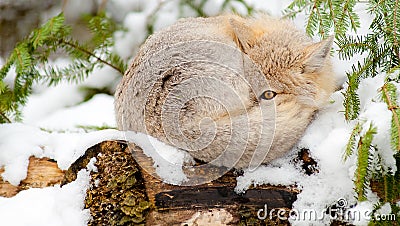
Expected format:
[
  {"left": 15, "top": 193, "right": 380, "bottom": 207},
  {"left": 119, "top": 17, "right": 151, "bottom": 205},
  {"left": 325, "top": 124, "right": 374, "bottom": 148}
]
[
  {"left": 355, "top": 123, "right": 376, "bottom": 201},
  {"left": 381, "top": 81, "right": 400, "bottom": 151},
  {"left": 285, "top": 0, "right": 360, "bottom": 39},
  {"left": 0, "top": 13, "right": 126, "bottom": 123},
  {"left": 286, "top": 0, "right": 400, "bottom": 223},
  {"left": 343, "top": 121, "right": 362, "bottom": 162},
  {"left": 286, "top": 0, "right": 400, "bottom": 120},
  {"left": 343, "top": 121, "right": 377, "bottom": 202}
]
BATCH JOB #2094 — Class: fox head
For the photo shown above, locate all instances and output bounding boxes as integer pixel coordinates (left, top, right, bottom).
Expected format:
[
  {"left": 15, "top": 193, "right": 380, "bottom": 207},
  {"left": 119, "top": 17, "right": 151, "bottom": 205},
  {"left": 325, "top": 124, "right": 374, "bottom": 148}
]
[{"left": 229, "top": 16, "right": 335, "bottom": 111}]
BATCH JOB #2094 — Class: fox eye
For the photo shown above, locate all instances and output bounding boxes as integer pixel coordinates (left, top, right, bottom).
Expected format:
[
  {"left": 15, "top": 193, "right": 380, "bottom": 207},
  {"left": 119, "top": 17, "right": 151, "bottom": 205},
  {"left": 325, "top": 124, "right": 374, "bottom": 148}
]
[{"left": 260, "top": 90, "right": 277, "bottom": 100}]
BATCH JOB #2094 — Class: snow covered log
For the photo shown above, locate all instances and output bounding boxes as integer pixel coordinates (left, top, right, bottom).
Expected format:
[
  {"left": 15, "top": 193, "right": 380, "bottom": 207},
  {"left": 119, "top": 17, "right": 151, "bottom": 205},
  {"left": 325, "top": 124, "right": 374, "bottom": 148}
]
[
  {"left": 62, "top": 140, "right": 300, "bottom": 225},
  {"left": 0, "top": 140, "right": 328, "bottom": 225},
  {"left": 0, "top": 157, "right": 65, "bottom": 197}
]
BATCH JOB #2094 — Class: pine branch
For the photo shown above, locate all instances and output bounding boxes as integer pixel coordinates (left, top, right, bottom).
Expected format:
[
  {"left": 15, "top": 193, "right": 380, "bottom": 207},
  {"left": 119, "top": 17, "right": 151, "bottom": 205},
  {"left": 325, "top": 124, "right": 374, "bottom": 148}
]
[
  {"left": 306, "top": 0, "right": 322, "bottom": 37},
  {"left": 0, "top": 13, "right": 127, "bottom": 123},
  {"left": 284, "top": 0, "right": 400, "bottom": 218},
  {"left": 343, "top": 73, "right": 360, "bottom": 120},
  {"left": 284, "top": 0, "right": 313, "bottom": 19},
  {"left": 343, "top": 122, "right": 362, "bottom": 161},
  {"left": 393, "top": 0, "right": 399, "bottom": 58},
  {"left": 381, "top": 82, "right": 400, "bottom": 151},
  {"left": 61, "top": 39, "right": 124, "bottom": 74},
  {"left": 369, "top": 0, "right": 385, "bottom": 12},
  {"left": 0, "top": 111, "right": 11, "bottom": 123},
  {"left": 337, "top": 0, "right": 358, "bottom": 33},
  {"left": 355, "top": 123, "right": 376, "bottom": 201},
  {"left": 327, "top": 0, "right": 335, "bottom": 29},
  {"left": 0, "top": 56, "right": 14, "bottom": 80}
]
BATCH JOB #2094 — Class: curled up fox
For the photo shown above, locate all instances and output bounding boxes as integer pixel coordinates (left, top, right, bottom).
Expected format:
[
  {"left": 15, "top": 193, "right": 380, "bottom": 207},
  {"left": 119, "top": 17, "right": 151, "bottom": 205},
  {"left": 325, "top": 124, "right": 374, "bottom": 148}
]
[{"left": 115, "top": 14, "right": 336, "bottom": 169}]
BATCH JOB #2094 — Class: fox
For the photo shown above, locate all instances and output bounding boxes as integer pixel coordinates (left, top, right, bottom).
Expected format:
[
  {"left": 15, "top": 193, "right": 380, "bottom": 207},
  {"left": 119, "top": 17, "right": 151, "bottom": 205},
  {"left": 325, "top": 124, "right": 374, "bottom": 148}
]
[{"left": 114, "top": 14, "right": 336, "bottom": 169}]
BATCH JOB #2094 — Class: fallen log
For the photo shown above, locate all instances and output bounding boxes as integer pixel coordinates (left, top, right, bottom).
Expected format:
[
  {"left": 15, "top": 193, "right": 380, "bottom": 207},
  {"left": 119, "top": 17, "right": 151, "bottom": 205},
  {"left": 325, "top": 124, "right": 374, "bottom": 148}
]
[
  {"left": 0, "top": 140, "right": 316, "bottom": 225},
  {"left": 0, "top": 156, "right": 65, "bottom": 197},
  {"left": 63, "top": 140, "right": 299, "bottom": 225}
]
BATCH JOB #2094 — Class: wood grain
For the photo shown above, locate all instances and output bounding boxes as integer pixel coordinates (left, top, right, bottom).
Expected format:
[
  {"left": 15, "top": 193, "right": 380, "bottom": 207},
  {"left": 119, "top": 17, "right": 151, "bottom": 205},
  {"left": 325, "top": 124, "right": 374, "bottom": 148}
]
[{"left": 0, "top": 156, "right": 65, "bottom": 197}]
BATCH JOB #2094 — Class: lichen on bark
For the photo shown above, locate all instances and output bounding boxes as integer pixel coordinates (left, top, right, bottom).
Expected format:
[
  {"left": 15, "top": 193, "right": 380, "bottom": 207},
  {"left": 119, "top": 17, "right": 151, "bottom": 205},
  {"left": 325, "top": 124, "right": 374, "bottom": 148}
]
[{"left": 63, "top": 141, "right": 151, "bottom": 225}]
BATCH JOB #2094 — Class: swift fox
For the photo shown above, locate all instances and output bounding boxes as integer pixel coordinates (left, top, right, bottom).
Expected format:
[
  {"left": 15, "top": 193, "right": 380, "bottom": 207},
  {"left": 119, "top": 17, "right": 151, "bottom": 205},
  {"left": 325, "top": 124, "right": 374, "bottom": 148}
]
[{"left": 115, "top": 14, "right": 336, "bottom": 168}]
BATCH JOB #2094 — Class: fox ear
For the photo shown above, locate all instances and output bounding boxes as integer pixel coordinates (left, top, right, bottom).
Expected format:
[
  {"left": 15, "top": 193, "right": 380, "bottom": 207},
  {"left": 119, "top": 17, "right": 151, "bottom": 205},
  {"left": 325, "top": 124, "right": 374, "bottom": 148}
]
[
  {"left": 229, "top": 18, "right": 258, "bottom": 53},
  {"left": 302, "top": 36, "right": 334, "bottom": 73}
]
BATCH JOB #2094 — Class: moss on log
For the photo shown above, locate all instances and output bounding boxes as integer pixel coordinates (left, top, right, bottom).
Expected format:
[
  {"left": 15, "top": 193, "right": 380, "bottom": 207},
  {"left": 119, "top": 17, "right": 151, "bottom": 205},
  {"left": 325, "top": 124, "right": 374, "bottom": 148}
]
[{"left": 63, "top": 141, "right": 151, "bottom": 225}]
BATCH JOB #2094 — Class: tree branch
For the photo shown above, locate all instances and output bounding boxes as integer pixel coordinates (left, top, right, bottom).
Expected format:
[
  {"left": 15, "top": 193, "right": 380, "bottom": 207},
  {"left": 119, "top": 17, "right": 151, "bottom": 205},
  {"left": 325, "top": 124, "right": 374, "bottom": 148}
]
[
  {"left": 393, "top": 0, "right": 399, "bottom": 59},
  {"left": 61, "top": 39, "right": 124, "bottom": 75},
  {"left": 0, "top": 111, "right": 11, "bottom": 123},
  {"left": 381, "top": 83, "right": 400, "bottom": 151}
]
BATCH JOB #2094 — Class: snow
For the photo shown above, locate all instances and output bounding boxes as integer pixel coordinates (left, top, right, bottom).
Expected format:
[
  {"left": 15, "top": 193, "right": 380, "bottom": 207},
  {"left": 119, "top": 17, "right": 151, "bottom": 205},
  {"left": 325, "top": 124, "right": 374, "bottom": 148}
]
[
  {"left": 359, "top": 102, "right": 395, "bottom": 172},
  {"left": 86, "top": 157, "right": 98, "bottom": 172},
  {"left": 114, "top": 12, "right": 147, "bottom": 59},
  {"left": 0, "top": 122, "right": 188, "bottom": 186},
  {"left": 235, "top": 161, "right": 302, "bottom": 193},
  {"left": 0, "top": 124, "right": 125, "bottom": 185},
  {"left": 347, "top": 200, "right": 376, "bottom": 226},
  {"left": 81, "top": 66, "right": 121, "bottom": 90},
  {"left": 22, "top": 84, "right": 85, "bottom": 124},
  {"left": 123, "top": 131, "right": 193, "bottom": 185},
  {"left": 203, "top": 0, "right": 225, "bottom": 16},
  {"left": 152, "top": 1, "right": 179, "bottom": 31},
  {"left": 0, "top": 0, "right": 398, "bottom": 225},
  {"left": 33, "top": 94, "right": 116, "bottom": 131},
  {"left": 0, "top": 124, "right": 49, "bottom": 186},
  {"left": 0, "top": 170, "right": 91, "bottom": 226},
  {"left": 62, "top": 0, "right": 95, "bottom": 22}
]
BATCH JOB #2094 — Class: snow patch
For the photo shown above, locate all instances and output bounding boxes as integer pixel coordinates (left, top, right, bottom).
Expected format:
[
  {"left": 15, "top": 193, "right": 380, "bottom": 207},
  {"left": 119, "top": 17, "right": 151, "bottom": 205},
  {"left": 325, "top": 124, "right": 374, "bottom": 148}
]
[
  {"left": 123, "top": 131, "right": 193, "bottom": 185},
  {"left": 33, "top": 94, "right": 116, "bottom": 131},
  {"left": 0, "top": 124, "right": 125, "bottom": 185},
  {"left": 0, "top": 170, "right": 91, "bottom": 226},
  {"left": 0, "top": 122, "right": 190, "bottom": 186}
]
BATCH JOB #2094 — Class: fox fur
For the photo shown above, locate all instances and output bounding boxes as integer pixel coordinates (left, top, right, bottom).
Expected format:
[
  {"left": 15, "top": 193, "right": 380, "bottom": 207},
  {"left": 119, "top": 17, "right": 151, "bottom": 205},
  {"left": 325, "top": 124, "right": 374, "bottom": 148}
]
[{"left": 115, "top": 14, "right": 336, "bottom": 168}]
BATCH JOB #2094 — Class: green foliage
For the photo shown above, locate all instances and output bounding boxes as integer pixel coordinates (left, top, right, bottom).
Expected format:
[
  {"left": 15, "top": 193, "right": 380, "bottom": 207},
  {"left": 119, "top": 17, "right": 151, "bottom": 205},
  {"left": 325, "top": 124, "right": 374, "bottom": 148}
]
[
  {"left": 355, "top": 123, "right": 376, "bottom": 201},
  {"left": 369, "top": 153, "right": 400, "bottom": 225},
  {"left": 342, "top": 70, "right": 361, "bottom": 121},
  {"left": 344, "top": 121, "right": 377, "bottom": 201},
  {"left": 285, "top": 0, "right": 360, "bottom": 39},
  {"left": 380, "top": 81, "right": 400, "bottom": 151},
  {"left": 343, "top": 122, "right": 362, "bottom": 161},
  {"left": 286, "top": 1, "right": 400, "bottom": 121},
  {"left": 286, "top": 0, "right": 400, "bottom": 221},
  {"left": 0, "top": 13, "right": 127, "bottom": 123},
  {"left": 339, "top": 1, "right": 400, "bottom": 120}
]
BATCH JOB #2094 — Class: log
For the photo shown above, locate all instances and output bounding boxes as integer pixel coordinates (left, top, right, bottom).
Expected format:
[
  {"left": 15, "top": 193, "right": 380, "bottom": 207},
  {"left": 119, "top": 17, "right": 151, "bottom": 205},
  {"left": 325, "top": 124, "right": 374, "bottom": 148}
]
[
  {"left": 0, "top": 141, "right": 319, "bottom": 225},
  {"left": 0, "top": 156, "right": 65, "bottom": 197},
  {"left": 63, "top": 141, "right": 300, "bottom": 225}
]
